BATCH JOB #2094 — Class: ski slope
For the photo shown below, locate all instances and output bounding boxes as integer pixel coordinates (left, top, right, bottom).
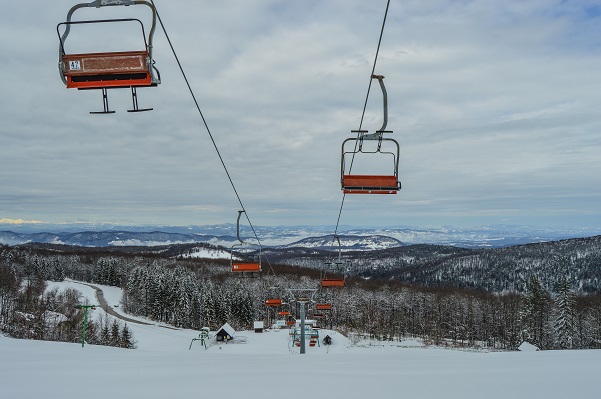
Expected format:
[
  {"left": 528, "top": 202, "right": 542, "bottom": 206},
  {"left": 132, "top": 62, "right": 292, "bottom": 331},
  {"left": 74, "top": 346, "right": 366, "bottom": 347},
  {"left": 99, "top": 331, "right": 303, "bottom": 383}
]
[{"left": 0, "top": 281, "right": 599, "bottom": 399}]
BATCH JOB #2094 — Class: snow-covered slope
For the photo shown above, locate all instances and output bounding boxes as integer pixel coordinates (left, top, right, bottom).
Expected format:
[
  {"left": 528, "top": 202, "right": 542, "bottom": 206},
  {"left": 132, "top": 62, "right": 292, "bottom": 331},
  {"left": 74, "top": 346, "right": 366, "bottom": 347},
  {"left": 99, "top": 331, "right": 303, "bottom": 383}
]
[
  {"left": 179, "top": 246, "right": 233, "bottom": 260},
  {"left": 275, "top": 234, "right": 404, "bottom": 251},
  {"left": 1, "top": 280, "right": 600, "bottom": 399}
]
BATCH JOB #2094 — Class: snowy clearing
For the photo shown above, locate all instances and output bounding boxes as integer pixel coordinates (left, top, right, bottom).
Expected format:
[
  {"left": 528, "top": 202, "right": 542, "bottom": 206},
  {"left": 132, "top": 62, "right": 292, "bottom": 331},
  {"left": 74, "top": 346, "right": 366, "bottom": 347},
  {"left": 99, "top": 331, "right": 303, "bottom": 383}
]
[{"left": 1, "top": 281, "right": 599, "bottom": 398}]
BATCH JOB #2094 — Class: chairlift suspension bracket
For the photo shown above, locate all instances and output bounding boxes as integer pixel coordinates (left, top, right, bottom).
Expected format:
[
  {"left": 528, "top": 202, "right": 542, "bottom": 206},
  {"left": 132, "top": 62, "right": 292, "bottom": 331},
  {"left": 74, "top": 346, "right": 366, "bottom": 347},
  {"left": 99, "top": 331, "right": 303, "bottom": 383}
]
[
  {"left": 372, "top": 74, "right": 388, "bottom": 133},
  {"left": 235, "top": 210, "right": 245, "bottom": 244}
]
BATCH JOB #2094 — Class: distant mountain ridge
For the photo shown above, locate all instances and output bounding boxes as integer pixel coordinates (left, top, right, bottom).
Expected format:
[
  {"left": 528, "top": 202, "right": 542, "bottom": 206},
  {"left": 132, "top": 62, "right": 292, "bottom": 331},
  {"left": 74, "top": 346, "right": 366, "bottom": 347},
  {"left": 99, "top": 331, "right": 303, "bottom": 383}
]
[
  {"left": 2, "top": 229, "right": 600, "bottom": 294},
  {"left": 0, "top": 230, "right": 402, "bottom": 251},
  {"left": 0, "top": 231, "right": 227, "bottom": 248},
  {"left": 274, "top": 234, "right": 403, "bottom": 251},
  {"left": 1, "top": 223, "right": 600, "bottom": 249}
]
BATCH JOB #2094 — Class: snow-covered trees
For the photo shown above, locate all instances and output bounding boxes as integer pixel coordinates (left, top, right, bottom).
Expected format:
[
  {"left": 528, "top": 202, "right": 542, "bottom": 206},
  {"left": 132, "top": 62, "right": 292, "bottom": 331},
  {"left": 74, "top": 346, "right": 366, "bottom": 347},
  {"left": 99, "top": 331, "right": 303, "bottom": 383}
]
[
  {"left": 3, "top": 242, "right": 601, "bottom": 350},
  {"left": 123, "top": 265, "right": 255, "bottom": 330},
  {"left": 520, "top": 277, "right": 552, "bottom": 348},
  {"left": 95, "top": 314, "right": 135, "bottom": 349},
  {"left": 553, "top": 280, "right": 577, "bottom": 349},
  {"left": 93, "top": 257, "right": 123, "bottom": 287}
]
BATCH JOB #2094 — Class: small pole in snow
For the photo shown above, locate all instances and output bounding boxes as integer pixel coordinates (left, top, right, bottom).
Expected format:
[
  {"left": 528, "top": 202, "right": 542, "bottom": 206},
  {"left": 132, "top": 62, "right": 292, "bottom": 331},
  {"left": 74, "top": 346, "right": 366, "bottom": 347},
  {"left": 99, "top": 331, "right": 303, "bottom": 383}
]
[{"left": 76, "top": 305, "right": 96, "bottom": 348}]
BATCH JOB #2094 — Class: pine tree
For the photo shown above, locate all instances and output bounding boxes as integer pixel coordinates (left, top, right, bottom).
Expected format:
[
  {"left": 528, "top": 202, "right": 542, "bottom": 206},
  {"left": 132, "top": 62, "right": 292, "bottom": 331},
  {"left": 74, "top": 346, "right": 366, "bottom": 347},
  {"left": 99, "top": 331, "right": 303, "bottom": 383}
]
[
  {"left": 520, "top": 276, "right": 551, "bottom": 349},
  {"left": 100, "top": 318, "right": 111, "bottom": 346},
  {"left": 553, "top": 280, "right": 577, "bottom": 349},
  {"left": 202, "top": 282, "right": 218, "bottom": 330},
  {"left": 120, "top": 323, "right": 135, "bottom": 349},
  {"left": 110, "top": 319, "right": 120, "bottom": 347}
]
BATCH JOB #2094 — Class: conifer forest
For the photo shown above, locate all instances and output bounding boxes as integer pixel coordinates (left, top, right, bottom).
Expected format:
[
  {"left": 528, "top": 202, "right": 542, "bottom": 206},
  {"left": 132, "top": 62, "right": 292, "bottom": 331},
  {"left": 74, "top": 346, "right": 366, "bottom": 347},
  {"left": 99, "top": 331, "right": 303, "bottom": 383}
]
[{"left": 1, "top": 235, "right": 601, "bottom": 350}]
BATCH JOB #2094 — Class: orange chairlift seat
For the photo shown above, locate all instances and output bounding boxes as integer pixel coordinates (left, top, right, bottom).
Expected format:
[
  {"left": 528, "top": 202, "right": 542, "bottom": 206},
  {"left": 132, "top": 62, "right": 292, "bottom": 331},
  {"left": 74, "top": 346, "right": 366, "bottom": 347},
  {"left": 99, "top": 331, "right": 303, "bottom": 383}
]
[
  {"left": 230, "top": 210, "right": 262, "bottom": 274},
  {"left": 315, "top": 303, "right": 332, "bottom": 311},
  {"left": 341, "top": 75, "right": 401, "bottom": 194},
  {"left": 231, "top": 261, "right": 261, "bottom": 273},
  {"left": 265, "top": 299, "right": 283, "bottom": 306},
  {"left": 57, "top": 1, "right": 161, "bottom": 113},
  {"left": 278, "top": 311, "right": 291, "bottom": 316},
  {"left": 321, "top": 278, "right": 345, "bottom": 288}
]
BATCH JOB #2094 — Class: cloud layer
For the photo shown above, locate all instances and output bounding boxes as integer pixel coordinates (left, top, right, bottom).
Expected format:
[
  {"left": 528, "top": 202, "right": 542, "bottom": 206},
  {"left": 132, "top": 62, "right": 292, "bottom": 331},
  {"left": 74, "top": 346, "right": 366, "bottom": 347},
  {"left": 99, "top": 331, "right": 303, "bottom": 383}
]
[{"left": 1, "top": 0, "right": 600, "bottom": 229}]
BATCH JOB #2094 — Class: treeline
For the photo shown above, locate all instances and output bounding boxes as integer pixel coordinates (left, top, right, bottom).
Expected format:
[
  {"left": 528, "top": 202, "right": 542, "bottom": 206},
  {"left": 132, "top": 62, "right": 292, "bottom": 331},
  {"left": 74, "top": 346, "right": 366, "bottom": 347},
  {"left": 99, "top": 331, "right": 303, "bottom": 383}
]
[
  {"left": 379, "top": 236, "right": 601, "bottom": 294},
  {"left": 123, "top": 263, "right": 254, "bottom": 330},
  {"left": 262, "top": 237, "right": 601, "bottom": 295},
  {"left": 338, "top": 237, "right": 601, "bottom": 294},
  {"left": 2, "top": 243, "right": 601, "bottom": 350},
  {"left": 329, "top": 277, "right": 601, "bottom": 350}
]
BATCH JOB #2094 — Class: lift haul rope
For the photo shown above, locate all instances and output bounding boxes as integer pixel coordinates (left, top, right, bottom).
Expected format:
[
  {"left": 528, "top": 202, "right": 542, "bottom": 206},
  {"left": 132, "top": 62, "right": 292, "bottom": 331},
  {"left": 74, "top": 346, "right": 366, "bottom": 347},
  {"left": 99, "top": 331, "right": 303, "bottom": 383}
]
[
  {"left": 150, "top": 0, "right": 391, "bottom": 276},
  {"left": 331, "top": 0, "right": 392, "bottom": 250},
  {"left": 148, "top": 0, "right": 279, "bottom": 274}
]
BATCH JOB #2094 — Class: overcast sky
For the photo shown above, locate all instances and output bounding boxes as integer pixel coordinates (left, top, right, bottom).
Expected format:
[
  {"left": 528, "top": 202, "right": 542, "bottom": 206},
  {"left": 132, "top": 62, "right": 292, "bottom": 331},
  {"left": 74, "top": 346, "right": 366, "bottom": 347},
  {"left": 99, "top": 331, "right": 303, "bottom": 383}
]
[{"left": 1, "top": 0, "right": 601, "bottom": 230}]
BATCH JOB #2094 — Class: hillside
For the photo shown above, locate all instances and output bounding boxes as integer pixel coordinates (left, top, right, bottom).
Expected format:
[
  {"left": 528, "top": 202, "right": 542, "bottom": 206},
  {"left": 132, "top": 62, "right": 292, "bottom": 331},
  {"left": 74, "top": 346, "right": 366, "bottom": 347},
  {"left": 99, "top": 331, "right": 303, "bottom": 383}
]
[
  {"left": 262, "top": 236, "right": 601, "bottom": 294},
  {"left": 2, "top": 236, "right": 601, "bottom": 351},
  {"left": 3, "top": 234, "right": 601, "bottom": 294},
  {"left": 1, "top": 280, "right": 600, "bottom": 399},
  {"left": 373, "top": 235, "right": 601, "bottom": 294}
]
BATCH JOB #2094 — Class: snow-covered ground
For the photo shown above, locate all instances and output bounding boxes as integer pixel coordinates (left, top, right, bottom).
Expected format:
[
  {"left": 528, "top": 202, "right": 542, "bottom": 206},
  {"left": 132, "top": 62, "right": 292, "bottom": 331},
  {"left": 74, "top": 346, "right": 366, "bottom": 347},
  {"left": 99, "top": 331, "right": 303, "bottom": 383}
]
[
  {"left": 1, "top": 281, "right": 600, "bottom": 398},
  {"left": 179, "top": 246, "right": 233, "bottom": 260}
]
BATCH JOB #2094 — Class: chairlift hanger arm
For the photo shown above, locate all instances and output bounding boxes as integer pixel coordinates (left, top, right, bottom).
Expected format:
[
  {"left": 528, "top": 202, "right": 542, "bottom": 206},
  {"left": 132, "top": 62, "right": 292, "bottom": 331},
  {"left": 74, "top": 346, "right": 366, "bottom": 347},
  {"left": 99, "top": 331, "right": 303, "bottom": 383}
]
[
  {"left": 236, "top": 210, "right": 245, "bottom": 244},
  {"left": 348, "top": 75, "right": 391, "bottom": 142},
  {"left": 335, "top": 235, "right": 342, "bottom": 261},
  {"left": 372, "top": 74, "right": 388, "bottom": 133}
]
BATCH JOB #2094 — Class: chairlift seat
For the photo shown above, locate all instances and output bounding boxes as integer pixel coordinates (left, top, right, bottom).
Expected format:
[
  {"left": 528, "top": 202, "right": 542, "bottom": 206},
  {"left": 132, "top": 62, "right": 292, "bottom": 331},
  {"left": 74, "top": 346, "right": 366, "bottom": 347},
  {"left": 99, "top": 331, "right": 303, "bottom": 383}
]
[
  {"left": 342, "top": 175, "right": 400, "bottom": 194},
  {"left": 62, "top": 51, "right": 152, "bottom": 89},
  {"left": 231, "top": 262, "right": 261, "bottom": 272},
  {"left": 321, "top": 278, "right": 345, "bottom": 288},
  {"left": 265, "top": 299, "right": 283, "bottom": 306},
  {"left": 278, "top": 311, "right": 291, "bottom": 316},
  {"left": 315, "top": 303, "right": 332, "bottom": 310}
]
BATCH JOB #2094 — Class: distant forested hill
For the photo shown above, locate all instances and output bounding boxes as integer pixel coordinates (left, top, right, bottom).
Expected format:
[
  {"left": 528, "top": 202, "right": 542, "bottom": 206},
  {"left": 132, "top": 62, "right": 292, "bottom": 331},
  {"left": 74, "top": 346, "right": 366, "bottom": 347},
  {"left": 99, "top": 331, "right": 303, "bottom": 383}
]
[
  {"left": 2, "top": 236, "right": 601, "bottom": 350},
  {"left": 358, "top": 236, "right": 601, "bottom": 294}
]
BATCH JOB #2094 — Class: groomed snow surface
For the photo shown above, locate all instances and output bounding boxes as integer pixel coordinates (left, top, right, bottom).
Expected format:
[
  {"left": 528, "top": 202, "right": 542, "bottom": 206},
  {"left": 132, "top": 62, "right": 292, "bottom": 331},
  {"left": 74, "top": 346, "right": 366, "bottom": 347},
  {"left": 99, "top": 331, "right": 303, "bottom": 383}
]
[{"left": 1, "top": 281, "right": 599, "bottom": 399}]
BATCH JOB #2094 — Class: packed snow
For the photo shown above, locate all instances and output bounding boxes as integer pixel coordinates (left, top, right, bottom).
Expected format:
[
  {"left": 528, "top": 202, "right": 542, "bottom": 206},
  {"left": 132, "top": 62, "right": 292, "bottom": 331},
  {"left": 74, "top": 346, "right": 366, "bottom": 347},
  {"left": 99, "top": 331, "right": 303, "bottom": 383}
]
[{"left": 0, "top": 280, "right": 599, "bottom": 399}]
